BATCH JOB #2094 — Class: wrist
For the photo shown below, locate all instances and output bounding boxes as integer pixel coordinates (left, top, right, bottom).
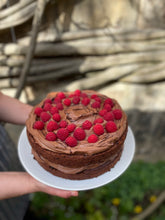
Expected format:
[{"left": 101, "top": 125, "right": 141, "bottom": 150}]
[{"left": 27, "top": 173, "right": 40, "bottom": 193}]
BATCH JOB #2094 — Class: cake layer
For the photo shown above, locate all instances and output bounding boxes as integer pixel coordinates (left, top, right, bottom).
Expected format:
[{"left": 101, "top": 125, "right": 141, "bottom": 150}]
[
  {"left": 26, "top": 90, "right": 128, "bottom": 180},
  {"left": 27, "top": 126, "right": 127, "bottom": 168},
  {"left": 32, "top": 147, "right": 122, "bottom": 175},
  {"left": 32, "top": 148, "right": 123, "bottom": 180}
]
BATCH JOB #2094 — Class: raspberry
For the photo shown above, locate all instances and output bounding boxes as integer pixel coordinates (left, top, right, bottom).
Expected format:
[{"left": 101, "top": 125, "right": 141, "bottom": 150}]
[
  {"left": 68, "top": 93, "right": 74, "bottom": 98},
  {"left": 81, "top": 98, "right": 90, "bottom": 106},
  {"left": 47, "top": 121, "right": 58, "bottom": 132},
  {"left": 81, "top": 92, "right": 88, "bottom": 98},
  {"left": 94, "top": 97, "right": 101, "bottom": 103},
  {"left": 53, "top": 97, "right": 62, "bottom": 104},
  {"left": 104, "top": 104, "right": 112, "bottom": 112},
  {"left": 56, "top": 92, "right": 66, "bottom": 99},
  {"left": 94, "top": 118, "right": 104, "bottom": 124},
  {"left": 59, "top": 120, "right": 68, "bottom": 128},
  {"left": 113, "top": 109, "right": 122, "bottom": 120},
  {"left": 34, "top": 107, "right": 43, "bottom": 116},
  {"left": 74, "top": 128, "right": 86, "bottom": 141},
  {"left": 99, "top": 109, "right": 107, "bottom": 117},
  {"left": 104, "top": 98, "right": 114, "bottom": 107},
  {"left": 82, "top": 120, "right": 92, "bottom": 130},
  {"left": 57, "top": 128, "right": 69, "bottom": 141},
  {"left": 50, "top": 106, "right": 58, "bottom": 115},
  {"left": 67, "top": 124, "right": 76, "bottom": 133},
  {"left": 105, "top": 121, "right": 117, "bottom": 133},
  {"left": 74, "top": 89, "right": 81, "bottom": 96},
  {"left": 43, "top": 103, "right": 52, "bottom": 111},
  {"left": 65, "top": 136, "right": 77, "bottom": 147},
  {"left": 72, "top": 96, "right": 80, "bottom": 104},
  {"left": 44, "top": 99, "right": 52, "bottom": 104},
  {"left": 88, "top": 134, "right": 98, "bottom": 143},
  {"left": 91, "top": 94, "right": 98, "bottom": 99},
  {"left": 63, "top": 98, "right": 71, "bottom": 106},
  {"left": 40, "top": 112, "right": 51, "bottom": 122},
  {"left": 45, "top": 132, "right": 57, "bottom": 141},
  {"left": 56, "top": 103, "right": 63, "bottom": 110},
  {"left": 103, "top": 112, "right": 114, "bottom": 121},
  {"left": 91, "top": 101, "right": 100, "bottom": 109},
  {"left": 33, "top": 121, "right": 44, "bottom": 130},
  {"left": 93, "top": 124, "right": 104, "bottom": 136},
  {"left": 52, "top": 113, "right": 61, "bottom": 122}
]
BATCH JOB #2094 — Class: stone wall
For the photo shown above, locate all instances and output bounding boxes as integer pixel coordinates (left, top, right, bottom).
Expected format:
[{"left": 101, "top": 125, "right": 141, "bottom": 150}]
[
  {"left": 47, "top": 0, "right": 165, "bottom": 31},
  {"left": 1, "top": 0, "right": 165, "bottom": 42},
  {"left": 1, "top": 0, "right": 165, "bottom": 105}
]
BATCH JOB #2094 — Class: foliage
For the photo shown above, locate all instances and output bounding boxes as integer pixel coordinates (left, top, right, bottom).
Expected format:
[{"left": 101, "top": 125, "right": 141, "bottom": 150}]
[{"left": 27, "top": 161, "right": 165, "bottom": 219}]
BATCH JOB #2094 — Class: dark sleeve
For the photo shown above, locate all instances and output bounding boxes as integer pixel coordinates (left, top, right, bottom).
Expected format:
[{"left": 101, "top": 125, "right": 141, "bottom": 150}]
[{"left": 0, "top": 124, "right": 29, "bottom": 220}]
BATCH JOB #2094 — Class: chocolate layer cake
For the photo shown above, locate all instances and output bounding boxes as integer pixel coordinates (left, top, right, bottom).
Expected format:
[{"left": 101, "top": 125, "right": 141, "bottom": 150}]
[{"left": 26, "top": 90, "right": 128, "bottom": 180}]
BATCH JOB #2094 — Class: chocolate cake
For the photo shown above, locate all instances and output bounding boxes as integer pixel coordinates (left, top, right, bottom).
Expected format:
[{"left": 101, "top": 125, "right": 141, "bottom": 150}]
[{"left": 26, "top": 90, "right": 128, "bottom": 180}]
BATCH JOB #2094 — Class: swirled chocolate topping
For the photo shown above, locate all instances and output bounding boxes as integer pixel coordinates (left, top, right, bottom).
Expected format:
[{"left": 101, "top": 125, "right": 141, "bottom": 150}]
[{"left": 26, "top": 90, "right": 127, "bottom": 156}]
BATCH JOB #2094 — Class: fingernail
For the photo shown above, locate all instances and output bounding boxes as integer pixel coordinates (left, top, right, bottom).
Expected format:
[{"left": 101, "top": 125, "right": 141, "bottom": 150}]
[{"left": 71, "top": 191, "right": 78, "bottom": 196}]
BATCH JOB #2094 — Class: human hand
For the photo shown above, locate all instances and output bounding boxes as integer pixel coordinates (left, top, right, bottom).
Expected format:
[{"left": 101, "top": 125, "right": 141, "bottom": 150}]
[
  {"left": 0, "top": 172, "right": 78, "bottom": 200},
  {"left": 31, "top": 175, "right": 78, "bottom": 198}
]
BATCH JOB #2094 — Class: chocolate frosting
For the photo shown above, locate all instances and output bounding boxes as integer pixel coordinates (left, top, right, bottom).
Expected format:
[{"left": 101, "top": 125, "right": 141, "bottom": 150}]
[
  {"left": 32, "top": 148, "right": 121, "bottom": 174},
  {"left": 26, "top": 90, "right": 127, "bottom": 156}
]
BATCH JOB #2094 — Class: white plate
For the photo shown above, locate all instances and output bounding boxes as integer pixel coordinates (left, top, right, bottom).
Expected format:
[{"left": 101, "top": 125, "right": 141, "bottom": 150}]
[{"left": 18, "top": 126, "right": 135, "bottom": 191}]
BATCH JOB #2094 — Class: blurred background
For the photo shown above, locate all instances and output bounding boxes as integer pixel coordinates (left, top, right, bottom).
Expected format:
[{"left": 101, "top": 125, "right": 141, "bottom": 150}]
[{"left": 1, "top": 0, "right": 165, "bottom": 219}]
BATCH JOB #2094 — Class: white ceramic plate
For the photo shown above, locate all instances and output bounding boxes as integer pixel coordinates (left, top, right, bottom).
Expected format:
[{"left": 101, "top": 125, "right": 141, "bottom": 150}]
[{"left": 18, "top": 126, "right": 135, "bottom": 191}]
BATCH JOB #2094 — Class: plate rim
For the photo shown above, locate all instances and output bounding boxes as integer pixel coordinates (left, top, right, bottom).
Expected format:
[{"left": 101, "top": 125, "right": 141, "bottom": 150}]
[{"left": 18, "top": 126, "right": 135, "bottom": 191}]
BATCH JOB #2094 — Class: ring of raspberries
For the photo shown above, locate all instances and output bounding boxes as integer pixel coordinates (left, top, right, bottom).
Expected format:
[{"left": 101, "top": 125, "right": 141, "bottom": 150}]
[{"left": 33, "top": 90, "right": 122, "bottom": 147}]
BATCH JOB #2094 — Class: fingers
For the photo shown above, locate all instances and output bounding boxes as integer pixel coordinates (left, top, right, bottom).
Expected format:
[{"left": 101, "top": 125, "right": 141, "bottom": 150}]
[
  {"left": 54, "top": 189, "right": 78, "bottom": 198},
  {"left": 44, "top": 186, "right": 78, "bottom": 198},
  {"left": 31, "top": 176, "right": 78, "bottom": 198}
]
